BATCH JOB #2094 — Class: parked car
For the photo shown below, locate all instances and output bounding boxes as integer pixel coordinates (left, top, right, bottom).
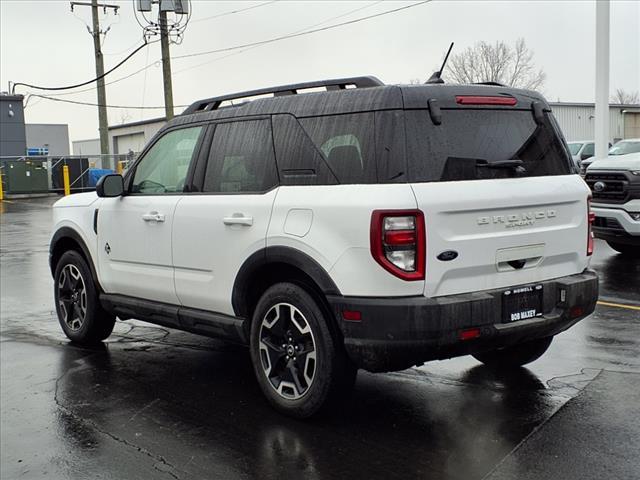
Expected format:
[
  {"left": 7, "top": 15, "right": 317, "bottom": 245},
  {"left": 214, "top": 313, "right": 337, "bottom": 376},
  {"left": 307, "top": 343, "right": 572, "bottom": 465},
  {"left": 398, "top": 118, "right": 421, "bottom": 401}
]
[
  {"left": 585, "top": 152, "right": 640, "bottom": 256},
  {"left": 567, "top": 140, "right": 596, "bottom": 169},
  {"left": 50, "top": 77, "right": 598, "bottom": 418},
  {"left": 580, "top": 138, "right": 639, "bottom": 174}
]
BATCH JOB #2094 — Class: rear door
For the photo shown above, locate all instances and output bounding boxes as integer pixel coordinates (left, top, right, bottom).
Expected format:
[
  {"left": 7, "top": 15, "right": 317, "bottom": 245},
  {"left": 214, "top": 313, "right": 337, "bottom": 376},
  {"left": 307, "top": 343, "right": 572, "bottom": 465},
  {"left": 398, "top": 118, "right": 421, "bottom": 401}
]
[
  {"left": 404, "top": 107, "right": 591, "bottom": 298},
  {"left": 97, "top": 125, "right": 204, "bottom": 304},
  {"left": 172, "top": 118, "right": 279, "bottom": 316}
]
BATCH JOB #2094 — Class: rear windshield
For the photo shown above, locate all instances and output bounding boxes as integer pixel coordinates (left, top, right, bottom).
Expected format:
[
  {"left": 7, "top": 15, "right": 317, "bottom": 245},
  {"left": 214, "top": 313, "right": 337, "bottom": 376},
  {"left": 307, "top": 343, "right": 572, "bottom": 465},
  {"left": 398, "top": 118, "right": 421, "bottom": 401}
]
[{"left": 405, "top": 109, "right": 573, "bottom": 182}]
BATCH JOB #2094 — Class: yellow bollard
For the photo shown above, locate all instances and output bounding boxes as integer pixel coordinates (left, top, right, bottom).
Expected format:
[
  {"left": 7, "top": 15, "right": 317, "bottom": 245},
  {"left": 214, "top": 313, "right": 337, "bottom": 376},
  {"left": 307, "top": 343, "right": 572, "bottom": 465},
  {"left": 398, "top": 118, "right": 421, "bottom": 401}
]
[
  {"left": 116, "top": 161, "right": 124, "bottom": 175},
  {"left": 0, "top": 172, "right": 4, "bottom": 201},
  {"left": 63, "top": 165, "right": 71, "bottom": 196}
]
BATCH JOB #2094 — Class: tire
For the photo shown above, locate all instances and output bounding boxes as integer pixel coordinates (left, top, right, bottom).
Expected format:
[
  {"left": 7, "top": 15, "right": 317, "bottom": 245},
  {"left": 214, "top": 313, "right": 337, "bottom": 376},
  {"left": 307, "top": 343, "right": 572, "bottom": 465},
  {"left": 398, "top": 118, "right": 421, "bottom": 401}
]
[
  {"left": 54, "top": 250, "right": 116, "bottom": 344},
  {"left": 607, "top": 241, "right": 640, "bottom": 258},
  {"left": 472, "top": 336, "right": 553, "bottom": 369},
  {"left": 249, "top": 282, "right": 357, "bottom": 418}
]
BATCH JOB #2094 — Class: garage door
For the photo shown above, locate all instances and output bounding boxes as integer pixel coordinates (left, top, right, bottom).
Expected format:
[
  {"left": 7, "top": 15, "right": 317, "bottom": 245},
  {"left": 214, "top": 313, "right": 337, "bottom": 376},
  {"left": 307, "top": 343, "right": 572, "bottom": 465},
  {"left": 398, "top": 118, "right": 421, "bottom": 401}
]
[
  {"left": 624, "top": 112, "right": 640, "bottom": 139},
  {"left": 115, "top": 132, "right": 146, "bottom": 155}
]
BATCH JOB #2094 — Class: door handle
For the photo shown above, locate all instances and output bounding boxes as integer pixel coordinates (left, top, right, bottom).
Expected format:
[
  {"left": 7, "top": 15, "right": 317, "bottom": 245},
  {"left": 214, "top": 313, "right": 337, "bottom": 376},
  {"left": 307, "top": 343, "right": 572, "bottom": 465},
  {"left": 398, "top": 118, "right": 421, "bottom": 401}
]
[
  {"left": 223, "top": 213, "right": 253, "bottom": 226},
  {"left": 142, "top": 211, "right": 165, "bottom": 222}
]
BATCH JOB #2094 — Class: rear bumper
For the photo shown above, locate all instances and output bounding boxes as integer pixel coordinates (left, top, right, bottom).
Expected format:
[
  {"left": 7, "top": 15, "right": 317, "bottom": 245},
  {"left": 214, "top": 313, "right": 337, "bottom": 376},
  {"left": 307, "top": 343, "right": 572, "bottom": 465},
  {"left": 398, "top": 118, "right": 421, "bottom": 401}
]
[{"left": 328, "top": 270, "right": 598, "bottom": 372}]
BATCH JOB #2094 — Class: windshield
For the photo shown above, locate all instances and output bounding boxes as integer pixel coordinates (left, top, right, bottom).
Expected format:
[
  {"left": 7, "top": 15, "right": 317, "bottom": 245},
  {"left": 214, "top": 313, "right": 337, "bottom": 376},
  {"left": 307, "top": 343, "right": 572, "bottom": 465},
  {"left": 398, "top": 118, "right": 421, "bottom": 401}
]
[
  {"left": 568, "top": 143, "right": 583, "bottom": 155},
  {"left": 609, "top": 140, "right": 640, "bottom": 156},
  {"left": 405, "top": 109, "right": 573, "bottom": 182}
]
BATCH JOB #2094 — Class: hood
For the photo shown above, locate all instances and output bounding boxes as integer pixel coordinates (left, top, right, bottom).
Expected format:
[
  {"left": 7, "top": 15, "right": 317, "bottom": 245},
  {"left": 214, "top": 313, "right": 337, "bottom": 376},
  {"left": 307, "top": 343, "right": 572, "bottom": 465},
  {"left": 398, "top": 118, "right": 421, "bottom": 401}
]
[
  {"left": 53, "top": 191, "right": 100, "bottom": 208},
  {"left": 586, "top": 152, "right": 640, "bottom": 171}
]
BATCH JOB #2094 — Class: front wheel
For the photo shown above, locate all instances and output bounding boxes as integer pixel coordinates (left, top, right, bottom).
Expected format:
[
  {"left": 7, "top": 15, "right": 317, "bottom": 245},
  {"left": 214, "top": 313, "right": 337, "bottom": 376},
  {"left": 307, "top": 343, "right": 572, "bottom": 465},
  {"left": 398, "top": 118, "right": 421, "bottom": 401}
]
[
  {"left": 473, "top": 336, "right": 553, "bottom": 369},
  {"left": 249, "top": 283, "right": 356, "bottom": 418},
  {"left": 607, "top": 241, "right": 640, "bottom": 258},
  {"left": 54, "top": 250, "right": 116, "bottom": 344}
]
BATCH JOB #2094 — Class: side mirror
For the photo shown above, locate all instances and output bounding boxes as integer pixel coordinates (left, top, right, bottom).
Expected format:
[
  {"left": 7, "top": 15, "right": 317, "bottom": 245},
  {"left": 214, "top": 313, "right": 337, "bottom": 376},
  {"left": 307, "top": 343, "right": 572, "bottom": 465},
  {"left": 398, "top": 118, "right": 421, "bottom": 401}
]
[
  {"left": 580, "top": 153, "right": 592, "bottom": 161},
  {"left": 96, "top": 174, "right": 124, "bottom": 197}
]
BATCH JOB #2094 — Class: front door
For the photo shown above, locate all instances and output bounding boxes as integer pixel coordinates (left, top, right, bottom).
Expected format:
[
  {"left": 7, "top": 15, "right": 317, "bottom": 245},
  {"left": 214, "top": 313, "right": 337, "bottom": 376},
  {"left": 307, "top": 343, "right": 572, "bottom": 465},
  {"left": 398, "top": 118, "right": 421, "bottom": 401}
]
[{"left": 97, "top": 125, "right": 204, "bottom": 304}]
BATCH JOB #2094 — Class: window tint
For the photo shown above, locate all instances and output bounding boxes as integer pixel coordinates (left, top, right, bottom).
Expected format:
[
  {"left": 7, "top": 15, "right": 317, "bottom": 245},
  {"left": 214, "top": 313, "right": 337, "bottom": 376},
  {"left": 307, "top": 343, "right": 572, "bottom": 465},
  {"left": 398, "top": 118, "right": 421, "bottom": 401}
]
[
  {"left": 582, "top": 143, "right": 595, "bottom": 156},
  {"left": 132, "top": 126, "right": 202, "bottom": 194},
  {"left": 272, "top": 114, "right": 337, "bottom": 186},
  {"left": 203, "top": 119, "right": 278, "bottom": 193},
  {"left": 299, "top": 113, "right": 377, "bottom": 184},
  {"left": 568, "top": 143, "right": 583, "bottom": 155},
  {"left": 405, "top": 110, "right": 572, "bottom": 182}
]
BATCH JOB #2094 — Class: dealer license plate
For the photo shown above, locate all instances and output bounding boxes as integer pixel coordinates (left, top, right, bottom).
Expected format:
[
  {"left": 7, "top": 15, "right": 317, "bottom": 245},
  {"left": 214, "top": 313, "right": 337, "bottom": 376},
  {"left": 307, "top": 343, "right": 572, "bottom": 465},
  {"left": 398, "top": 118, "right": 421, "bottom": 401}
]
[{"left": 502, "top": 284, "right": 543, "bottom": 323}]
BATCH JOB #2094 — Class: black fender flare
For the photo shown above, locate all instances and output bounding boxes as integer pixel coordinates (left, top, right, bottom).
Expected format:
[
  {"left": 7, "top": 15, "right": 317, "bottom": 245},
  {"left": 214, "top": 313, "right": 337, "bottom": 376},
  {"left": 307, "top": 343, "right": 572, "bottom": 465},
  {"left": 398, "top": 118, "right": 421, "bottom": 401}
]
[
  {"left": 231, "top": 246, "right": 341, "bottom": 317},
  {"left": 49, "top": 227, "right": 101, "bottom": 289}
]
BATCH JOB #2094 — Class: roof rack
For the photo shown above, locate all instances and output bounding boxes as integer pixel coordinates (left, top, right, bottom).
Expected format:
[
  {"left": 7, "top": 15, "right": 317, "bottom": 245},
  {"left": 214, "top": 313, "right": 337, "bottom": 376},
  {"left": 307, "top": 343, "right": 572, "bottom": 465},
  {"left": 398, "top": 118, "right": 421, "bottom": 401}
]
[{"left": 182, "top": 76, "right": 384, "bottom": 115}]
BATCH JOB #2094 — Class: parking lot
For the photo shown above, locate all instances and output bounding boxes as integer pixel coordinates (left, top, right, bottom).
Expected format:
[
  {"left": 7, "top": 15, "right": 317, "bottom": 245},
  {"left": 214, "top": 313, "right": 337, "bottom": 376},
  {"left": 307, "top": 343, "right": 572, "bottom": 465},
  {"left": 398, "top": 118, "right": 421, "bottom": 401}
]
[{"left": 1, "top": 196, "right": 638, "bottom": 480}]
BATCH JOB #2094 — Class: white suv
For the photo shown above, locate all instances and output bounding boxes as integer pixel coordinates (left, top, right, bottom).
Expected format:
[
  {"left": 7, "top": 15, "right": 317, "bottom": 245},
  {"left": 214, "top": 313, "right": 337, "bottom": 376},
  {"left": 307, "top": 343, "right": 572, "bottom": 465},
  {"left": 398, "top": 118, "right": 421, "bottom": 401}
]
[{"left": 50, "top": 77, "right": 598, "bottom": 418}]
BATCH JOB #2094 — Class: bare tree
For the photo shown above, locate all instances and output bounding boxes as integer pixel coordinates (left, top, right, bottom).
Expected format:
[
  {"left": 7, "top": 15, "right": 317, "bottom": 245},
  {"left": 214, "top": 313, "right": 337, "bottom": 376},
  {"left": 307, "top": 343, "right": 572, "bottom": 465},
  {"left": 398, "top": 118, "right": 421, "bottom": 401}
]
[
  {"left": 611, "top": 89, "right": 640, "bottom": 104},
  {"left": 444, "top": 39, "right": 546, "bottom": 91}
]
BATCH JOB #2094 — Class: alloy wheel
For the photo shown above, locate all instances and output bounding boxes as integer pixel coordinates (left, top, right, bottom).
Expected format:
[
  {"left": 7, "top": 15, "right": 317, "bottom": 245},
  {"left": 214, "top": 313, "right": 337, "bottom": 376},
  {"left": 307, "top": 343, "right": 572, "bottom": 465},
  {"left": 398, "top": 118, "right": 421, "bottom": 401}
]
[
  {"left": 57, "top": 264, "right": 87, "bottom": 331},
  {"left": 258, "top": 303, "right": 317, "bottom": 400}
]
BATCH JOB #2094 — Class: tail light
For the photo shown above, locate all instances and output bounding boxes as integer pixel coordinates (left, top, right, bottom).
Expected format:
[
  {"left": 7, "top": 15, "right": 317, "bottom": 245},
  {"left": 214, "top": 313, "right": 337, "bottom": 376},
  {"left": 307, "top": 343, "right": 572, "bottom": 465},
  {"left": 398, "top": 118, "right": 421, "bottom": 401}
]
[
  {"left": 587, "top": 195, "right": 595, "bottom": 256},
  {"left": 455, "top": 95, "right": 517, "bottom": 106},
  {"left": 370, "top": 210, "right": 425, "bottom": 281}
]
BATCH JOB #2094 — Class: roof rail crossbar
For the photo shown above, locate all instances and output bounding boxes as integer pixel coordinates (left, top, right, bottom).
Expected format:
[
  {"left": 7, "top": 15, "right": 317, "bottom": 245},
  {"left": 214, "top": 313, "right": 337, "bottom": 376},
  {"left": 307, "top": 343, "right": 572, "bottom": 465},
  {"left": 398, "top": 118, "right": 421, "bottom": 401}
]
[{"left": 182, "top": 76, "right": 384, "bottom": 115}]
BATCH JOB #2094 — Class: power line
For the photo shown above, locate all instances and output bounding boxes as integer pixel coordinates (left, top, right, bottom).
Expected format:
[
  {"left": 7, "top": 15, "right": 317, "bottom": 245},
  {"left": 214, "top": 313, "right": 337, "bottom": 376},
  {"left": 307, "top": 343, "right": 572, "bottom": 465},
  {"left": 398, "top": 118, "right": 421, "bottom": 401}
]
[
  {"left": 174, "top": 1, "right": 432, "bottom": 60},
  {"left": 22, "top": 1, "right": 429, "bottom": 99},
  {"left": 11, "top": 41, "right": 149, "bottom": 94},
  {"left": 171, "top": 1, "right": 385, "bottom": 77},
  {"left": 28, "top": 93, "right": 188, "bottom": 110},
  {"left": 190, "top": 1, "right": 278, "bottom": 23}
]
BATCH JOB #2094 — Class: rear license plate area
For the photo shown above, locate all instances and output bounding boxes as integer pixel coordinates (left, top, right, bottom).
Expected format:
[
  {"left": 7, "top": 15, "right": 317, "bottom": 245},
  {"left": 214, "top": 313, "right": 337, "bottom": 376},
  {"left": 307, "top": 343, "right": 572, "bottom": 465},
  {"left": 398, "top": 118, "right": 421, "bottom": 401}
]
[{"left": 502, "top": 284, "right": 543, "bottom": 323}]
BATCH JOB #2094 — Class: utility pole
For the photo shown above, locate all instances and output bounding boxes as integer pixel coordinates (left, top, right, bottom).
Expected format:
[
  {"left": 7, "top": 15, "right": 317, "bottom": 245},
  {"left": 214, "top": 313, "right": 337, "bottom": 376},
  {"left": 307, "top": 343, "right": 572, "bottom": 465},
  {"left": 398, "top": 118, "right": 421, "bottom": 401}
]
[
  {"left": 159, "top": 9, "right": 174, "bottom": 120},
  {"left": 595, "top": 0, "right": 610, "bottom": 160},
  {"left": 70, "top": 1, "right": 119, "bottom": 162}
]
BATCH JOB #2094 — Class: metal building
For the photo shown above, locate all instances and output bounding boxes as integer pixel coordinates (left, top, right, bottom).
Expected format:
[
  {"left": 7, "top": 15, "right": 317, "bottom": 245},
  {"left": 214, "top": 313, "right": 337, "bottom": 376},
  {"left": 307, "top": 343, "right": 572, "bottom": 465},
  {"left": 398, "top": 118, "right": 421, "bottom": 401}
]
[
  {"left": 0, "top": 93, "right": 26, "bottom": 157},
  {"left": 550, "top": 102, "right": 640, "bottom": 143},
  {"left": 108, "top": 117, "right": 166, "bottom": 155}
]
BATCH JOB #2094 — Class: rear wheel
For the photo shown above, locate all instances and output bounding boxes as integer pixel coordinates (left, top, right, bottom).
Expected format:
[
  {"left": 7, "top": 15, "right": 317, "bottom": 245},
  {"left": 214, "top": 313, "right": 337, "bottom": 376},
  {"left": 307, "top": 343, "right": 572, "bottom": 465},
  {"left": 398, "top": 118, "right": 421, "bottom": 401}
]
[
  {"left": 249, "top": 282, "right": 356, "bottom": 418},
  {"left": 54, "top": 250, "right": 116, "bottom": 344},
  {"left": 473, "top": 336, "right": 553, "bottom": 369},
  {"left": 606, "top": 241, "right": 640, "bottom": 258}
]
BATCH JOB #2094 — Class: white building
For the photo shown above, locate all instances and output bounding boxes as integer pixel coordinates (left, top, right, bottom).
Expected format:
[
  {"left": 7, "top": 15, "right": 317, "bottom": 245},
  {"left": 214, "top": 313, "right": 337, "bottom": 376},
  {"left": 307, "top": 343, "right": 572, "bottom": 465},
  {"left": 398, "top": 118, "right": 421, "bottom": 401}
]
[
  {"left": 108, "top": 117, "right": 166, "bottom": 155},
  {"left": 550, "top": 102, "right": 640, "bottom": 143},
  {"left": 72, "top": 138, "right": 101, "bottom": 156}
]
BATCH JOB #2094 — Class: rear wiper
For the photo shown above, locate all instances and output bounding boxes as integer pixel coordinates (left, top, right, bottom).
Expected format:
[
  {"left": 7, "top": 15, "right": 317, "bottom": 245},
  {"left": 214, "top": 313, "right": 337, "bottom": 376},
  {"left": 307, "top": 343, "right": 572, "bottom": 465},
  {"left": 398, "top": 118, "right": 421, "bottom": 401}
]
[{"left": 476, "top": 159, "right": 527, "bottom": 174}]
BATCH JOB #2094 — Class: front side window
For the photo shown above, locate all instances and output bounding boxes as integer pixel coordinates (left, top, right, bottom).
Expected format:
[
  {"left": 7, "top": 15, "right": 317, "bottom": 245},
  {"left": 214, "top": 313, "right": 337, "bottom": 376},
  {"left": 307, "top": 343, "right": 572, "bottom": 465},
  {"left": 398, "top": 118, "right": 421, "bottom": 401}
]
[
  {"left": 581, "top": 143, "right": 595, "bottom": 157},
  {"left": 203, "top": 119, "right": 278, "bottom": 193},
  {"left": 567, "top": 143, "right": 583, "bottom": 155},
  {"left": 131, "top": 126, "right": 203, "bottom": 194}
]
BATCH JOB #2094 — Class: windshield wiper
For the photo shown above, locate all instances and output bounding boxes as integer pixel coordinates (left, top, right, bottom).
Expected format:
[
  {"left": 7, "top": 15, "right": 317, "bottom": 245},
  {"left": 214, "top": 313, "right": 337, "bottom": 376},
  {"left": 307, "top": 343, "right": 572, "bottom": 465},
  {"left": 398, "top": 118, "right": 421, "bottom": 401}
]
[{"left": 476, "top": 159, "right": 527, "bottom": 174}]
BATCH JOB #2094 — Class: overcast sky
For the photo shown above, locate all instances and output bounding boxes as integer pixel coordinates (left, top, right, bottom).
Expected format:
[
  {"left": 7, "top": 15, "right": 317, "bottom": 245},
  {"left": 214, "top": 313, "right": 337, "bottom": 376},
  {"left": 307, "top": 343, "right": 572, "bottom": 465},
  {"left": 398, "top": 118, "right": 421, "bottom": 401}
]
[{"left": 1, "top": 0, "right": 638, "bottom": 143}]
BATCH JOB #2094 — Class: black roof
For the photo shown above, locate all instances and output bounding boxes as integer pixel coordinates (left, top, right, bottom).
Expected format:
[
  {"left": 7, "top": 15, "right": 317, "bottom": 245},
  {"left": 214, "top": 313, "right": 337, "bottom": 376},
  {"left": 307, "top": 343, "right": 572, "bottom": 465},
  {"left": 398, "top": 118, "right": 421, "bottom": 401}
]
[{"left": 163, "top": 76, "right": 549, "bottom": 133}]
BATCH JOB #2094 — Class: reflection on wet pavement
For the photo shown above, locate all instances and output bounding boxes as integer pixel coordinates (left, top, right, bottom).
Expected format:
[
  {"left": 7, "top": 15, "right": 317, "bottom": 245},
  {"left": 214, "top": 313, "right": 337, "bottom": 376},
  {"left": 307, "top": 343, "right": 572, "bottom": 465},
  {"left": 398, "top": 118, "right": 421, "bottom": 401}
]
[{"left": 1, "top": 197, "right": 639, "bottom": 480}]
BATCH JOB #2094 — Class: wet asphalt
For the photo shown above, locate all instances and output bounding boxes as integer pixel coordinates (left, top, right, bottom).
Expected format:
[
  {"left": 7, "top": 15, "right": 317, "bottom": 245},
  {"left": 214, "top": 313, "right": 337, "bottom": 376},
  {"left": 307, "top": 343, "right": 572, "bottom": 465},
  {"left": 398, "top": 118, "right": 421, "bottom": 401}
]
[{"left": 1, "top": 197, "right": 639, "bottom": 480}]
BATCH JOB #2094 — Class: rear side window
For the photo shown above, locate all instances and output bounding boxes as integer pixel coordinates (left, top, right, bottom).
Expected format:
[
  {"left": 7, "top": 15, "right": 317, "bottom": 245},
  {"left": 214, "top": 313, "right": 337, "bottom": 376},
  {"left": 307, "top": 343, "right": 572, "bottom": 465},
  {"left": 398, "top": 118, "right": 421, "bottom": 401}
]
[
  {"left": 405, "top": 109, "right": 572, "bottom": 182},
  {"left": 299, "top": 113, "right": 377, "bottom": 184},
  {"left": 203, "top": 119, "right": 278, "bottom": 193}
]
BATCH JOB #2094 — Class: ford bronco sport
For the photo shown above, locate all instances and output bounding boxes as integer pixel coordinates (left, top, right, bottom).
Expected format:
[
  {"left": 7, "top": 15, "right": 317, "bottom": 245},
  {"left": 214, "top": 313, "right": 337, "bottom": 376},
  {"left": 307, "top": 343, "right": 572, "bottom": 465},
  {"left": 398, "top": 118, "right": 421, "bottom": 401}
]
[{"left": 50, "top": 76, "right": 598, "bottom": 418}]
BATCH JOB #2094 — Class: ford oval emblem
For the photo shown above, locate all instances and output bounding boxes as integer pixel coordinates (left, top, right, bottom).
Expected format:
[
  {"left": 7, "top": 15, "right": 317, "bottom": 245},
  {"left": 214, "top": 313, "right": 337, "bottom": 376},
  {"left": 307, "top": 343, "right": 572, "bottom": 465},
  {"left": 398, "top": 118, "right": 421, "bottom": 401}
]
[
  {"left": 437, "top": 250, "right": 458, "bottom": 261},
  {"left": 593, "top": 181, "right": 606, "bottom": 192}
]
